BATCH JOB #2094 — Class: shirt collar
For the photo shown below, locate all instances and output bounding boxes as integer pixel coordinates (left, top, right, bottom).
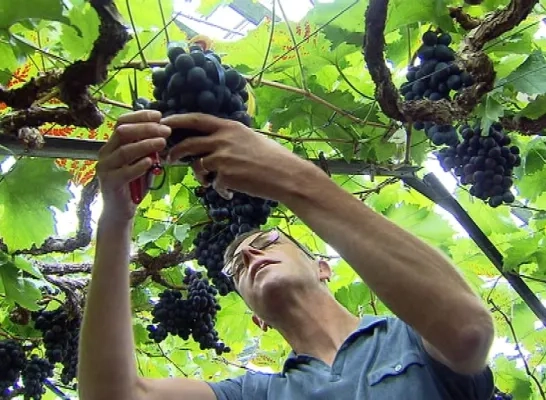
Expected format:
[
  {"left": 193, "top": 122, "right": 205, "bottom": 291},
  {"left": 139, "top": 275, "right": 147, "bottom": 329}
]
[{"left": 281, "top": 315, "right": 387, "bottom": 374}]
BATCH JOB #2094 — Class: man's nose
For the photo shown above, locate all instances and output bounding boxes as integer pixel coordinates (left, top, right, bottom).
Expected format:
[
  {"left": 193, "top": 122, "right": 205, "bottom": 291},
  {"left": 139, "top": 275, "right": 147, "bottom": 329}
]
[{"left": 241, "top": 246, "right": 263, "bottom": 266}]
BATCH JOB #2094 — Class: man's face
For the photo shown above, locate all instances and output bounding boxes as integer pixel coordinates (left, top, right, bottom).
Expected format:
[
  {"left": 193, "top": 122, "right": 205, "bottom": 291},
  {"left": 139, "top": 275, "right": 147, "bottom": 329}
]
[{"left": 226, "top": 230, "right": 321, "bottom": 318}]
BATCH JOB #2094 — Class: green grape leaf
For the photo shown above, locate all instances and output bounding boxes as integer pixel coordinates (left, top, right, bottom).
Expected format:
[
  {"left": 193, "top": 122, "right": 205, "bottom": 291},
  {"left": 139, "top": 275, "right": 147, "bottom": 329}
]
[
  {"left": 520, "top": 94, "right": 546, "bottom": 119},
  {"left": 493, "top": 357, "right": 533, "bottom": 399},
  {"left": 523, "top": 137, "right": 546, "bottom": 175},
  {"left": 0, "top": 261, "right": 41, "bottom": 310},
  {"left": 334, "top": 282, "right": 370, "bottom": 316},
  {"left": 60, "top": 3, "right": 99, "bottom": 61},
  {"left": 137, "top": 222, "right": 169, "bottom": 246},
  {"left": 476, "top": 95, "right": 504, "bottom": 133},
  {"left": 12, "top": 256, "right": 43, "bottom": 279},
  {"left": 0, "top": 0, "right": 69, "bottom": 30},
  {"left": 516, "top": 168, "right": 546, "bottom": 202},
  {"left": 385, "top": 0, "right": 453, "bottom": 33},
  {"left": 0, "top": 159, "right": 72, "bottom": 251},
  {"left": 506, "top": 52, "right": 546, "bottom": 95},
  {"left": 503, "top": 234, "right": 541, "bottom": 272},
  {"left": 173, "top": 224, "right": 190, "bottom": 242}
]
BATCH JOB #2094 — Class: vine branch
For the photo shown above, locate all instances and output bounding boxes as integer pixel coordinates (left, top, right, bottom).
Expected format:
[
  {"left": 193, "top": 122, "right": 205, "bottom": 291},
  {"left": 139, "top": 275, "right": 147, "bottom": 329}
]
[
  {"left": 0, "top": 72, "right": 62, "bottom": 109},
  {"left": 448, "top": 7, "right": 482, "bottom": 31},
  {"left": 0, "top": 0, "right": 131, "bottom": 138},
  {"left": 35, "top": 245, "right": 195, "bottom": 289}
]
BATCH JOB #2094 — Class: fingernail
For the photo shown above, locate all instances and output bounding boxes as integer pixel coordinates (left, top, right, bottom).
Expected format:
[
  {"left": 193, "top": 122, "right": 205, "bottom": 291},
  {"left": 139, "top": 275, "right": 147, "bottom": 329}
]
[{"left": 159, "top": 125, "right": 171, "bottom": 135}]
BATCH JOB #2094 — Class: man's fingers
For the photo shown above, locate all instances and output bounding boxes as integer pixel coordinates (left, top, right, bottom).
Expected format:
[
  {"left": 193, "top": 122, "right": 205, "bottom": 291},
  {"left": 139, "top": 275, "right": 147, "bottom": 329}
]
[
  {"left": 117, "top": 110, "right": 162, "bottom": 126},
  {"left": 212, "top": 178, "right": 233, "bottom": 200},
  {"left": 190, "top": 157, "right": 213, "bottom": 187},
  {"left": 160, "top": 113, "right": 226, "bottom": 134},
  {"left": 99, "top": 137, "right": 167, "bottom": 172},
  {"left": 101, "top": 122, "right": 170, "bottom": 157},
  {"left": 109, "top": 156, "right": 153, "bottom": 184},
  {"left": 168, "top": 135, "right": 217, "bottom": 162}
]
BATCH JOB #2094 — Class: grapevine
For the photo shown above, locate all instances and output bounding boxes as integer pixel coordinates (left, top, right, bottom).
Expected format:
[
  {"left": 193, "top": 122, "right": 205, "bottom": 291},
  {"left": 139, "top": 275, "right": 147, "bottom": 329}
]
[{"left": 147, "top": 267, "right": 230, "bottom": 355}]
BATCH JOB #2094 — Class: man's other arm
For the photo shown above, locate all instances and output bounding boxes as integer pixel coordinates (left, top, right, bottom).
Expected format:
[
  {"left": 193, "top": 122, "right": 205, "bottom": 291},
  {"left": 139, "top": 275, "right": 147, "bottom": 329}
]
[
  {"left": 77, "top": 216, "right": 217, "bottom": 400},
  {"left": 279, "top": 165, "right": 494, "bottom": 376}
]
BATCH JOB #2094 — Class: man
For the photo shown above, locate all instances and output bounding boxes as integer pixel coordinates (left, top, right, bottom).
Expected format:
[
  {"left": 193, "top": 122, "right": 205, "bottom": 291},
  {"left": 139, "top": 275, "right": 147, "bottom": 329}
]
[{"left": 78, "top": 110, "right": 495, "bottom": 400}]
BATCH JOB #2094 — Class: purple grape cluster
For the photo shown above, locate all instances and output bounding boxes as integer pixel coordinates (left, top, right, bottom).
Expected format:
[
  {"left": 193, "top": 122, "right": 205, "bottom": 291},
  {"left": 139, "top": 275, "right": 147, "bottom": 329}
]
[
  {"left": 401, "top": 30, "right": 473, "bottom": 146},
  {"left": 32, "top": 307, "right": 80, "bottom": 385},
  {"left": 147, "top": 268, "right": 230, "bottom": 355},
  {"left": 436, "top": 122, "right": 521, "bottom": 207}
]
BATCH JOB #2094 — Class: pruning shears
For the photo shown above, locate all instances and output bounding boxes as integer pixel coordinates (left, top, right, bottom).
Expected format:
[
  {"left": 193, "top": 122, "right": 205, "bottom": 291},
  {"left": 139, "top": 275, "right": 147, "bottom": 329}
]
[{"left": 128, "top": 75, "right": 165, "bottom": 204}]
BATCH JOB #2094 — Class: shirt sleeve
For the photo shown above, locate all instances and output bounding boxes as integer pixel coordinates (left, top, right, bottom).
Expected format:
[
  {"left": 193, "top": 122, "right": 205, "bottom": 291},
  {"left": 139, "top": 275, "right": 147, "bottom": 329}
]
[
  {"left": 406, "top": 324, "right": 494, "bottom": 400},
  {"left": 207, "top": 376, "right": 244, "bottom": 400},
  {"left": 207, "top": 371, "right": 271, "bottom": 400}
]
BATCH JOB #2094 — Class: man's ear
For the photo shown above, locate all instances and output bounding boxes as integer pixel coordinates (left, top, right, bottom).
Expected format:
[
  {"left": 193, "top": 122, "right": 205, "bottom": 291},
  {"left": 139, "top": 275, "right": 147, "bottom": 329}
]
[
  {"left": 318, "top": 259, "right": 332, "bottom": 282},
  {"left": 252, "top": 314, "right": 270, "bottom": 332}
]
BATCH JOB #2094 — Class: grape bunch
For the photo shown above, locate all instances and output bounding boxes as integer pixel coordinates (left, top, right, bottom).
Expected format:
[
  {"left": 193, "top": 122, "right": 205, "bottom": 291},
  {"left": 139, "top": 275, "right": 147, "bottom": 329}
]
[
  {"left": 192, "top": 187, "right": 278, "bottom": 295},
  {"left": 436, "top": 122, "right": 521, "bottom": 207},
  {"left": 139, "top": 43, "right": 250, "bottom": 149},
  {"left": 147, "top": 268, "right": 230, "bottom": 355},
  {"left": 21, "top": 355, "right": 54, "bottom": 400},
  {"left": 400, "top": 30, "right": 473, "bottom": 146},
  {"left": 0, "top": 340, "right": 26, "bottom": 396},
  {"left": 492, "top": 387, "right": 513, "bottom": 400},
  {"left": 32, "top": 307, "right": 81, "bottom": 385}
]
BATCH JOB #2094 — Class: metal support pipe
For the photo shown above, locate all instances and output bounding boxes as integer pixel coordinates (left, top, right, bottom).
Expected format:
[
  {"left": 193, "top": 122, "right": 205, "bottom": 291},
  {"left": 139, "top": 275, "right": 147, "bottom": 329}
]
[
  {"left": 403, "top": 173, "right": 546, "bottom": 326},
  {"left": 0, "top": 134, "right": 420, "bottom": 178}
]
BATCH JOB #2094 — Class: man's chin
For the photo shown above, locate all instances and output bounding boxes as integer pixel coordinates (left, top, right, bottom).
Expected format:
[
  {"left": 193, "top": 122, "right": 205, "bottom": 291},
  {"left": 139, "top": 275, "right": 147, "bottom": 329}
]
[{"left": 256, "top": 274, "right": 295, "bottom": 301}]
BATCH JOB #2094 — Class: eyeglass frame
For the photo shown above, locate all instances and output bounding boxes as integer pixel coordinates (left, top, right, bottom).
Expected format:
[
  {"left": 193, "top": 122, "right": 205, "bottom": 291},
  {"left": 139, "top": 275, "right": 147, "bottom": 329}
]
[{"left": 222, "top": 228, "right": 317, "bottom": 283}]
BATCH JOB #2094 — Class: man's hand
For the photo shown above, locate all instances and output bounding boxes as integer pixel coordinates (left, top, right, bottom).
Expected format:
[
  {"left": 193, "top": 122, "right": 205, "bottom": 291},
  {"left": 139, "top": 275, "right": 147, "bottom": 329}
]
[
  {"left": 96, "top": 110, "right": 171, "bottom": 222},
  {"left": 162, "top": 113, "right": 321, "bottom": 202}
]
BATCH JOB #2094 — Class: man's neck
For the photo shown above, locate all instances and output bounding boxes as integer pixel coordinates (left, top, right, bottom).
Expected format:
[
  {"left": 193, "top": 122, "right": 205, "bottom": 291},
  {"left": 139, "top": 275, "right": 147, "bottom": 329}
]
[{"left": 269, "top": 290, "right": 360, "bottom": 366}]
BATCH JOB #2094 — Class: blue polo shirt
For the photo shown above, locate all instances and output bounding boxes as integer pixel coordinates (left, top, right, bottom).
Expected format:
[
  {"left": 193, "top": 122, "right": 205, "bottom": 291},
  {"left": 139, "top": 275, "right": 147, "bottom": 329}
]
[{"left": 208, "top": 315, "right": 494, "bottom": 399}]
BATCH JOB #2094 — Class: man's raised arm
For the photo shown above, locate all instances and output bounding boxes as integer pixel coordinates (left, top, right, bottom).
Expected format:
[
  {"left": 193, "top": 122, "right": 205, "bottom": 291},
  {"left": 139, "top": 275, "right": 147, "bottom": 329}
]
[{"left": 77, "top": 110, "right": 217, "bottom": 400}]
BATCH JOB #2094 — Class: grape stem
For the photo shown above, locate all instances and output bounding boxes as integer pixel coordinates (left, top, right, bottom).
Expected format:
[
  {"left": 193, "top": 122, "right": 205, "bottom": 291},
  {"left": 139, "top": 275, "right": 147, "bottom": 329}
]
[
  {"left": 276, "top": 0, "right": 307, "bottom": 91},
  {"left": 255, "top": 0, "right": 277, "bottom": 87},
  {"left": 96, "top": 94, "right": 134, "bottom": 110}
]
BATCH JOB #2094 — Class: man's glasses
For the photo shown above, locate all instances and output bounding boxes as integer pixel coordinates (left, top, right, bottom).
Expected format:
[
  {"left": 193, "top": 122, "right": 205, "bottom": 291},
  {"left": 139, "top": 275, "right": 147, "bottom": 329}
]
[{"left": 222, "top": 229, "right": 316, "bottom": 281}]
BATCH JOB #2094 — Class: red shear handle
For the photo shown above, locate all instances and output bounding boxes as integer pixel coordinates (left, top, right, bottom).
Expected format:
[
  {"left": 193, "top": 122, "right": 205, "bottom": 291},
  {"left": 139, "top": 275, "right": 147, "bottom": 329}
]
[{"left": 129, "top": 152, "right": 162, "bottom": 204}]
